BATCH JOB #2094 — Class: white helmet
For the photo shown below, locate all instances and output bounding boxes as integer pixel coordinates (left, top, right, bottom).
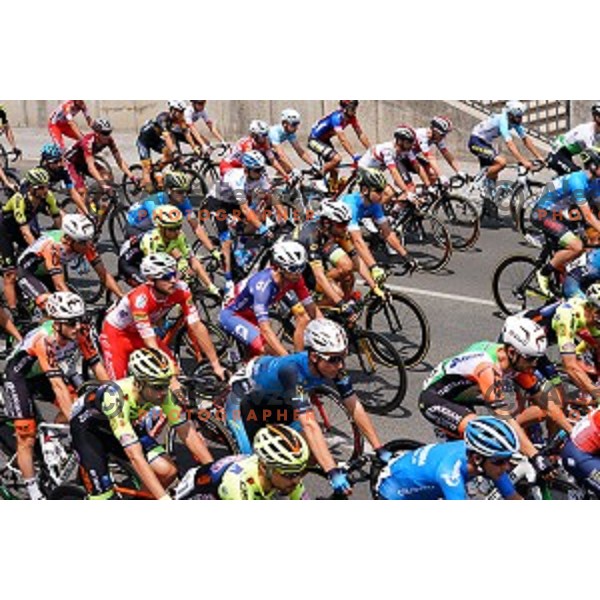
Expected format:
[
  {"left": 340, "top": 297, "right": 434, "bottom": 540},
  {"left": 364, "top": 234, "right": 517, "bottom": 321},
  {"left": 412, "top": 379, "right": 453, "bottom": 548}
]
[
  {"left": 304, "top": 319, "right": 348, "bottom": 354},
  {"left": 505, "top": 100, "right": 526, "bottom": 118},
  {"left": 46, "top": 291, "right": 86, "bottom": 321},
  {"left": 271, "top": 240, "right": 307, "bottom": 273},
  {"left": 249, "top": 119, "right": 269, "bottom": 136},
  {"left": 319, "top": 199, "right": 352, "bottom": 224},
  {"left": 62, "top": 214, "right": 95, "bottom": 242},
  {"left": 141, "top": 253, "right": 178, "bottom": 280},
  {"left": 281, "top": 108, "right": 301, "bottom": 125},
  {"left": 167, "top": 100, "right": 187, "bottom": 112},
  {"left": 502, "top": 315, "right": 547, "bottom": 357},
  {"left": 586, "top": 283, "right": 600, "bottom": 308}
]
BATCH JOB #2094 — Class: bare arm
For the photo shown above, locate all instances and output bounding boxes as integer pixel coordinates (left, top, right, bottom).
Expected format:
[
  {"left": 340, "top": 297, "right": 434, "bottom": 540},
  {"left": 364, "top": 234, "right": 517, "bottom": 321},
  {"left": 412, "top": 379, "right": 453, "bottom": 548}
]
[
  {"left": 176, "top": 421, "right": 213, "bottom": 464},
  {"left": 299, "top": 410, "right": 336, "bottom": 472},
  {"left": 258, "top": 321, "right": 289, "bottom": 356},
  {"left": 124, "top": 443, "right": 169, "bottom": 499},
  {"left": 93, "top": 261, "right": 124, "bottom": 298}
]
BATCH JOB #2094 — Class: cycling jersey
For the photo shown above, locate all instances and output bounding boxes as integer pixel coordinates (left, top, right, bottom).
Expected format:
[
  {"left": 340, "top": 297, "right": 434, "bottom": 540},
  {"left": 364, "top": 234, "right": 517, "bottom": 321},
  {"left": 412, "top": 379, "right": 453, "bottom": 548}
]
[
  {"left": 563, "top": 249, "right": 600, "bottom": 299},
  {"left": 183, "top": 106, "right": 212, "bottom": 126},
  {"left": 139, "top": 228, "right": 191, "bottom": 259},
  {"left": 44, "top": 164, "right": 74, "bottom": 190},
  {"left": 341, "top": 192, "right": 387, "bottom": 232},
  {"left": 414, "top": 128, "right": 448, "bottom": 155},
  {"left": 269, "top": 124, "right": 297, "bottom": 146},
  {"left": 126, "top": 191, "right": 194, "bottom": 230},
  {"left": 213, "top": 168, "right": 270, "bottom": 205},
  {"left": 552, "top": 122, "right": 600, "bottom": 156},
  {"left": 223, "top": 268, "right": 312, "bottom": 324},
  {"left": 140, "top": 111, "right": 188, "bottom": 139},
  {"left": 470, "top": 111, "right": 527, "bottom": 144},
  {"left": 423, "top": 341, "right": 540, "bottom": 401},
  {"left": 551, "top": 297, "right": 600, "bottom": 355},
  {"left": 309, "top": 109, "right": 358, "bottom": 142},
  {"left": 376, "top": 441, "right": 516, "bottom": 500},
  {"left": 1, "top": 190, "right": 60, "bottom": 229},
  {"left": 220, "top": 136, "right": 275, "bottom": 174},
  {"left": 535, "top": 171, "right": 600, "bottom": 215},
  {"left": 358, "top": 141, "right": 422, "bottom": 172},
  {"left": 570, "top": 408, "right": 600, "bottom": 454},
  {"left": 177, "top": 454, "right": 306, "bottom": 500},
  {"left": 49, "top": 101, "right": 90, "bottom": 125},
  {"left": 64, "top": 132, "right": 116, "bottom": 172}
]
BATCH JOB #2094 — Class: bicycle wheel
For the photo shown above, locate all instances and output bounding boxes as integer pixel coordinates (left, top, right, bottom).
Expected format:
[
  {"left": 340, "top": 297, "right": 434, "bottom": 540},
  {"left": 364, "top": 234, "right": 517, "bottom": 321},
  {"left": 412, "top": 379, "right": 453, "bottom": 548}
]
[
  {"left": 397, "top": 213, "right": 452, "bottom": 273},
  {"left": 0, "top": 143, "right": 8, "bottom": 170},
  {"left": 514, "top": 182, "right": 545, "bottom": 237},
  {"left": 430, "top": 194, "right": 480, "bottom": 251},
  {"left": 364, "top": 291, "right": 430, "bottom": 367},
  {"left": 186, "top": 170, "right": 209, "bottom": 212},
  {"left": 172, "top": 321, "right": 230, "bottom": 376},
  {"left": 108, "top": 204, "right": 129, "bottom": 251},
  {"left": 65, "top": 257, "right": 105, "bottom": 305},
  {"left": 346, "top": 330, "right": 407, "bottom": 415},
  {"left": 167, "top": 412, "right": 239, "bottom": 473},
  {"left": 47, "top": 484, "right": 87, "bottom": 500},
  {"left": 492, "top": 255, "right": 546, "bottom": 315},
  {"left": 121, "top": 164, "right": 147, "bottom": 205},
  {"left": 369, "top": 438, "right": 424, "bottom": 499},
  {"left": 1, "top": 169, "right": 20, "bottom": 204}
]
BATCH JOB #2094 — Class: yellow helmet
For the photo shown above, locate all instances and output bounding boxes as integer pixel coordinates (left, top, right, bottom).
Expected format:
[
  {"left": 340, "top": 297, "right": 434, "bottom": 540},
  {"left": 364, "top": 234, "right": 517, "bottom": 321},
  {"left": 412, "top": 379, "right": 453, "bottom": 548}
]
[{"left": 153, "top": 204, "right": 184, "bottom": 229}]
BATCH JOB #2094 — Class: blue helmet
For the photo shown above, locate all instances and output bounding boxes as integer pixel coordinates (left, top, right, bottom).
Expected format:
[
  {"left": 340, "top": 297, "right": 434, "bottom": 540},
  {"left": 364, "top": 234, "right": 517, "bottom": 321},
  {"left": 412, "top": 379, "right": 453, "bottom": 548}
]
[
  {"left": 41, "top": 143, "right": 62, "bottom": 161},
  {"left": 242, "top": 150, "right": 266, "bottom": 171},
  {"left": 464, "top": 416, "right": 519, "bottom": 458}
]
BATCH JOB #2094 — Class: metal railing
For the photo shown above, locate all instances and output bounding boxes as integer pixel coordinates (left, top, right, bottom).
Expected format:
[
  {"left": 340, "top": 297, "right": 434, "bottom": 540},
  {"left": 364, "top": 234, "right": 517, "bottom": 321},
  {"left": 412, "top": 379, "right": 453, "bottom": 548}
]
[{"left": 462, "top": 100, "right": 570, "bottom": 144}]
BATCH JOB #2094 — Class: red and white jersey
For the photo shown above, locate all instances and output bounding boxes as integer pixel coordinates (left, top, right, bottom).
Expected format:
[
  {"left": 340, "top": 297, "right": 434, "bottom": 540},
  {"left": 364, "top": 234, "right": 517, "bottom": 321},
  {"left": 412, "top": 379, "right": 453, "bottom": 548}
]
[
  {"left": 414, "top": 127, "right": 447, "bottom": 155},
  {"left": 222, "top": 136, "right": 275, "bottom": 168},
  {"left": 359, "top": 141, "right": 420, "bottom": 171},
  {"left": 571, "top": 408, "right": 600, "bottom": 454},
  {"left": 104, "top": 281, "right": 199, "bottom": 339},
  {"left": 49, "top": 101, "right": 90, "bottom": 125}
]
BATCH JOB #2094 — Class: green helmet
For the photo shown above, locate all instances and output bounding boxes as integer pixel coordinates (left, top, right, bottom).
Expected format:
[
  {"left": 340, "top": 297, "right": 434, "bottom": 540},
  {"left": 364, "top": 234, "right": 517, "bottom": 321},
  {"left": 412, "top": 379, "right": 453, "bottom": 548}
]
[
  {"left": 26, "top": 168, "right": 50, "bottom": 188},
  {"left": 165, "top": 171, "right": 190, "bottom": 192},
  {"left": 358, "top": 167, "right": 387, "bottom": 192}
]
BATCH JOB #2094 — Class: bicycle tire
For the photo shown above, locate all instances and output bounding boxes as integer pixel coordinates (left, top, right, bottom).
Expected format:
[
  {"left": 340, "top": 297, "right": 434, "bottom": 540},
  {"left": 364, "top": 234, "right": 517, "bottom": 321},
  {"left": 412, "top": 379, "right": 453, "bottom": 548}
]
[
  {"left": 492, "top": 254, "right": 545, "bottom": 315},
  {"left": 0, "top": 143, "right": 9, "bottom": 171},
  {"left": 47, "top": 484, "right": 87, "bottom": 500},
  {"left": 364, "top": 291, "right": 430, "bottom": 367},
  {"left": 515, "top": 182, "right": 545, "bottom": 237},
  {"left": 346, "top": 329, "right": 407, "bottom": 414},
  {"left": 1, "top": 169, "right": 20, "bottom": 204},
  {"left": 369, "top": 438, "right": 424, "bottom": 499},
  {"left": 172, "top": 321, "right": 230, "bottom": 376},
  {"left": 121, "top": 164, "right": 147, "bottom": 205},
  {"left": 65, "top": 257, "right": 106, "bottom": 305},
  {"left": 430, "top": 194, "right": 480, "bottom": 251},
  {"left": 186, "top": 170, "right": 209, "bottom": 212},
  {"left": 396, "top": 213, "right": 452, "bottom": 273},
  {"left": 108, "top": 204, "right": 129, "bottom": 251}
]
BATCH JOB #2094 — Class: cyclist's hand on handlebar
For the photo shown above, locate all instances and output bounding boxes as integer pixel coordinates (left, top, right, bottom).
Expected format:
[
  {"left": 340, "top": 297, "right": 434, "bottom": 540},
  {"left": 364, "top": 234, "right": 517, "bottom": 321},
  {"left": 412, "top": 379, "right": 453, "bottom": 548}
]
[
  {"left": 521, "top": 159, "right": 534, "bottom": 172},
  {"left": 12, "top": 147, "right": 22, "bottom": 160},
  {"left": 370, "top": 264, "right": 387, "bottom": 285},
  {"left": 530, "top": 453, "right": 556, "bottom": 479},
  {"left": 372, "top": 285, "right": 387, "bottom": 300},
  {"left": 352, "top": 153, "right": 362, "bottom": 165},
  {"left": 328, "top": 467, "right": 352, "bottom": 496},
  {"left": 338, "top": 299, "right": 359, "bottom": 319}
]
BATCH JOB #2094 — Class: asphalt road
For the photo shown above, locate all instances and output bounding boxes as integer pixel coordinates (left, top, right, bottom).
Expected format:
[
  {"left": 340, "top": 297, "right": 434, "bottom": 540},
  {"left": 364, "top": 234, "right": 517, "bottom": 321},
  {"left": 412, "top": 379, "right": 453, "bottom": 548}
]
[{"left": 2, "top": 157, "right": 542, "bottom": 499}]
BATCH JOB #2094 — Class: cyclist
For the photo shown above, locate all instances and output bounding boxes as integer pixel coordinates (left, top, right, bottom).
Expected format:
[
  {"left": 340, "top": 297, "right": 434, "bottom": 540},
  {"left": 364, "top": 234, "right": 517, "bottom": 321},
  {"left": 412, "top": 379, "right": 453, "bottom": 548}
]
[
  {"left": 3, "top": 292, "right": 108, "bottom": 500},
  {"left": 358, "top": 125, "right": 432, "bottom": 203},
  {"left": 136, "top": 101, "right": 200, "bottom": 191},
  {"left": 225, "top": 318, "right": 391, "bottom": 496},
  {"left": 220, "top": 240, "right": 320, "bottom": 356},
  {"left": 0, "top": 103, "right": 22, "bottom": 159},
  {"left": 39, "top": 143, "right": 89, "bottom": 215},
  {"left": 64, "top": 118, "right": 135, "bottom": 205},
  {"left": 418, "top": 315, "right": 555, "bottom": 477},
  {"left": 175, "top": 424, "right": 310, "bottom": 500},
  {"left": 70, "top": 347, "right": 214, "bottom": 500},
  {"left": 561, "top": 406, "right": 600, "bottom": 496},
  {"left": 269, "top": 108, "right": 317, "bottom": 176},
  {"left": 102, "top": 252, "right": 225, "bottom": 381},
  {"left": 17, "top": 214, "right": 124, "bottom": 308},
  {"left": 294, "top": 199, "right": 382, "bottom": 313},
  {"left": 0, "top": 168, "right": 62, "bottom": 315},
  {"left": 47, "top": 100, "right": 93, "bottom": 150},
  {"left": 220, "top": 119, "right": 287, "bottom": 179},
  {"left": 562, "top": 247, "right": 600, "bottom": 299},
  {"left": 341, "top": 167, "right": 418, "bottom": 283},
  {"left": 124, "top": 170, "right": 221, "bottom": 264},
  {"left": 547, "top": 103, "right": 600, "bottom": 176},
  {"left": 415, "top": 116, "right": 466, "bottom": 184},
  {"left": 468, "top": 100, "right": 545, "bottom": 198},
  {"left": 308, "top": 101, "right": 371, "bottom": 179},
  {"left": 184, "top": 100, "right": 227, "bottom": 151},
  {"left": 375, "top": 416, "right": 522, "bottom": 500},
  {"left": 532, "top": 148, "right": 600, "bottom": 296},
  {"left": 209, "top": 151, "right": 279, "bottom": 291}
]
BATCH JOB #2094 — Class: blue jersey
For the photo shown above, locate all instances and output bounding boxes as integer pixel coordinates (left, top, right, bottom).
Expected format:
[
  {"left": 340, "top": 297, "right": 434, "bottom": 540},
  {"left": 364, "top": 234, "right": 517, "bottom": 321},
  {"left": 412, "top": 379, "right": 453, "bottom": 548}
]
[
  {"left": 563, "top": 249, "right": 600, "bottom": 299},
  {"left": 252, "top": 351, "right": 354, "bottom": 401},
  {"left": 269, "top": 124, "right": 297, "bottom": 146},
  {"left": 471, "top": 111, "right": 526, "bottom": 144},
  {"left": 126, "top": 191, "right": 194, "bottom": 229},
  {"left": 377, "top": 441, "right": 516, "bottom": 500},
  {"left": 536, "top": 171, "right": 600, "bottom": 213},
  {"left": 342, "top": 192, "right": 387, "bottom": 231},
  {"left": 310, "top": 110, "right": 358, "bottom": 142}
]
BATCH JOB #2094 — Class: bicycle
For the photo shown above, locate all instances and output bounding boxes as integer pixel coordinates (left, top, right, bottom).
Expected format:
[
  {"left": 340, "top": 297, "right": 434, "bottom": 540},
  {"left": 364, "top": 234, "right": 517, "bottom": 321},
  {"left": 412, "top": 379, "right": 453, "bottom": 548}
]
[{"left": 0, "top": 145, "right": 21, "bottom": 172}]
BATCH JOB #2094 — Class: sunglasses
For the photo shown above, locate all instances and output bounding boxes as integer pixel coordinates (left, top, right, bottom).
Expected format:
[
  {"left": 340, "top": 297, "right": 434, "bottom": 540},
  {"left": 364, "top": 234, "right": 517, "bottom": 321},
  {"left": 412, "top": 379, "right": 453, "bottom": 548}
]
[
  {"left": 60, "top": 319, "right": 82, "bottom": 327},
  {"left": 282, "top": 265, "right": 305, "bottom": 274},
  {"left": 316, "top": 353, "right": 346, "bottom": 365},
  {"left": 157, "top": 271, "right": 178, "bottom": 281},
  {"left": 274, "top": 470, "right": 304, "bottom": 481},
  {"left": 145, "top": 382, "right": 170, "bottom": 391},
  {"left": 488, "top": 457, "right": 511, "bottom": 466}
]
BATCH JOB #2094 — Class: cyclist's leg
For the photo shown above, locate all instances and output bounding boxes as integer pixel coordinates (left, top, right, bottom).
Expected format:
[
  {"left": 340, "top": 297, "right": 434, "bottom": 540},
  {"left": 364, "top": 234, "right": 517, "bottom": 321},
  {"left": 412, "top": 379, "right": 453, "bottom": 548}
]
[
  {"left": 99, "top": 323, "right": 142, "bottom": 380},
  {"left": 225, "top": 385, "right": 253, "bottom": 454},
  {"left": 308, "top": 138, "right": 340, "bottom": 176},
  {"left": 48, "top": 122, "right": 65, "bottom": 151},
  {"left": 139, "top": 434, "right": 178, "bottom": 488},
  {"left": 560, "top": 438, "right": 600, "bottom": 496},
  {"left": 418, "top": 388, "right": 476, "bottom": 437},
  {"left": 65, "top": 159, "right": 88, "bottom": 206},
  {"left": 219, "top": 308, "right": 264, "bottom": 356},
  {"left": 468, "top": 135, "right": 500, "bottom": 187}
]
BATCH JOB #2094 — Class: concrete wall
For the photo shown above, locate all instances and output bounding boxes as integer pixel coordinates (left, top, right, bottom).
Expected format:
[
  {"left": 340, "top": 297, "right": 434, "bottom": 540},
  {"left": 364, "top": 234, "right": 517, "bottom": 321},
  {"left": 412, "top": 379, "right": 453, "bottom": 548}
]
[{"left": 2, "top": 100, "right": 558, "bottom": 162}]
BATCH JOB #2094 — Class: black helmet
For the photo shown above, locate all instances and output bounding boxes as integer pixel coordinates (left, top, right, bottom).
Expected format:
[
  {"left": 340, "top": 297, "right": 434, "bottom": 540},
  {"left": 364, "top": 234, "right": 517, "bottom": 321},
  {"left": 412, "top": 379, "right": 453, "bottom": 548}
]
[
  {"left": 581, "top": 147, "right": 600, "bottom": 169},
  {"left": 340, "top": 100, "right": 359, "bottom": 110},
  {"left": 92, "top": 118, "right": 112, "bottom": 135},
  {"left": 592, "top": 103, "right": 600, "bottom": 118}
]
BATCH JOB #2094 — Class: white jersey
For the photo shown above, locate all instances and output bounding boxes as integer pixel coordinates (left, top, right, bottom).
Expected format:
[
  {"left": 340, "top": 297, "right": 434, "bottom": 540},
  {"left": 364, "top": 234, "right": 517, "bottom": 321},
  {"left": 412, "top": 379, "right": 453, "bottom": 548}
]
[
  {"left": 553, "top": 122, "right": 600, "bottom": 155},
  {"left": 184, "top": 106, "right": 211, "bottom": 126},
  {"left": 359, "top": 141, "right": 420, "bottom": 171},
  {"left": 414, "top": 128, "right": 447, "bottom": 154},
  {"left": 213, "top": 168, "right": 271, "bottom": 205}
]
